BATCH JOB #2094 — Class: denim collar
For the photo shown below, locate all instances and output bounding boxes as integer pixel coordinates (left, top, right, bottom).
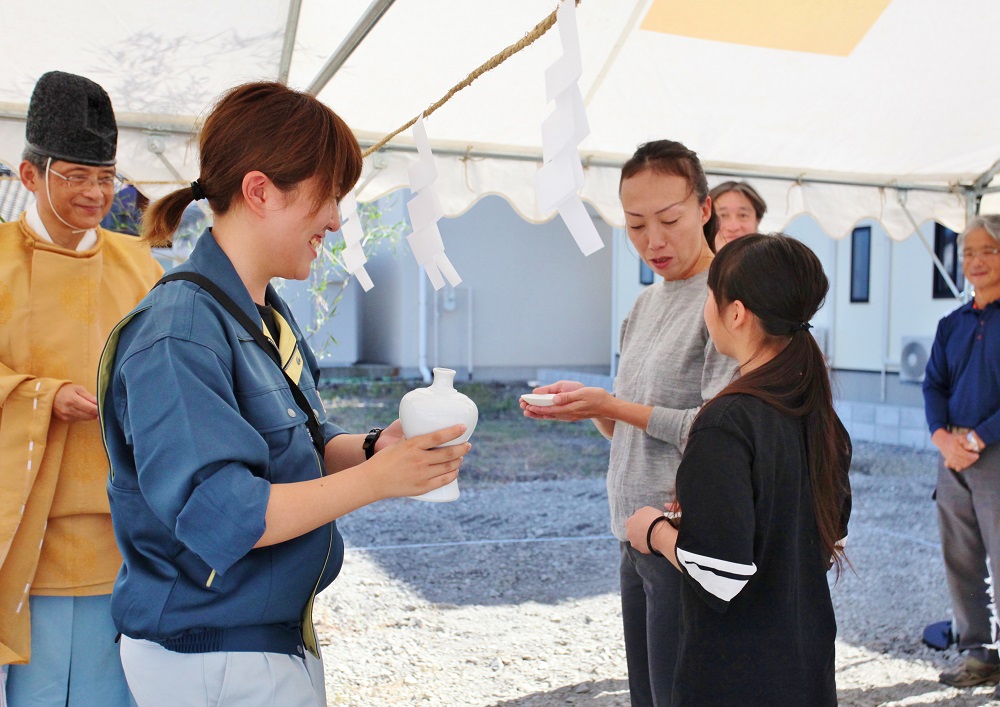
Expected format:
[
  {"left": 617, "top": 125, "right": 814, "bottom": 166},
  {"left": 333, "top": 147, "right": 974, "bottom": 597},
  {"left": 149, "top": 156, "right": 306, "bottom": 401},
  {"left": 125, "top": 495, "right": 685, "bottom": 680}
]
[{"left": 182, "top": 228, "right": 284, "bottom": 324}]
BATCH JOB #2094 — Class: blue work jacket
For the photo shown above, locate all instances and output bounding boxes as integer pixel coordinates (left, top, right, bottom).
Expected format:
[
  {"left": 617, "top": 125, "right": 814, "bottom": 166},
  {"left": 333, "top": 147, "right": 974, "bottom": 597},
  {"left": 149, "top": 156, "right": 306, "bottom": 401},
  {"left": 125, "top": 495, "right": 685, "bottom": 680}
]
[{"left": 100, "top": 230, "right": 346, "bottom": 654}]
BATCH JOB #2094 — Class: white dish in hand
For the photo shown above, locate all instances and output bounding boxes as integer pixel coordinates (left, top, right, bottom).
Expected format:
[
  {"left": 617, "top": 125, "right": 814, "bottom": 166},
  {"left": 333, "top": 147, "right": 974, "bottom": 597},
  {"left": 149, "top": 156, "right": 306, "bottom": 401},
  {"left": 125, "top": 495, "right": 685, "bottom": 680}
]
[{"left": 521, "top": 393, "right": 557, "bottom": 407}]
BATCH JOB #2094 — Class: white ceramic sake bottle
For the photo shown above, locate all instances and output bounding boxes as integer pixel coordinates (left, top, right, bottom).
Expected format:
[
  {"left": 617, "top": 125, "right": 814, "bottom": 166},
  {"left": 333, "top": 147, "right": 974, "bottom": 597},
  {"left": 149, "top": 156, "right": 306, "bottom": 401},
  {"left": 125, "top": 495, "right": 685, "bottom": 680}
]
[{"left": 398, "top": 367, "right": 478, "bottom": 502}]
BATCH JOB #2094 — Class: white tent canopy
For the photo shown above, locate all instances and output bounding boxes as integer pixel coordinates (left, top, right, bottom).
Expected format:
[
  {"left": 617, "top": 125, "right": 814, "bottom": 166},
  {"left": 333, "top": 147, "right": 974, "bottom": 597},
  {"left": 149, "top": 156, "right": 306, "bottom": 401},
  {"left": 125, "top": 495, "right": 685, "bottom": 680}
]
[{"left": 2, "top": 0, "right": 999, "bottom": 241}]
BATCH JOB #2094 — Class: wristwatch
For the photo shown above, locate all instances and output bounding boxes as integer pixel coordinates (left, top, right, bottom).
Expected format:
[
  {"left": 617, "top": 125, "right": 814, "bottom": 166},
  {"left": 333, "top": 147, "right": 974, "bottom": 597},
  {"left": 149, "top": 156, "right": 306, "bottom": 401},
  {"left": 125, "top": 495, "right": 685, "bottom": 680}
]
[
  {"left": 362, "top": 428, "right": 383, "bottom": 460},
  {"left": 967, "top": 431, "right": 983, "bottom": 453}
]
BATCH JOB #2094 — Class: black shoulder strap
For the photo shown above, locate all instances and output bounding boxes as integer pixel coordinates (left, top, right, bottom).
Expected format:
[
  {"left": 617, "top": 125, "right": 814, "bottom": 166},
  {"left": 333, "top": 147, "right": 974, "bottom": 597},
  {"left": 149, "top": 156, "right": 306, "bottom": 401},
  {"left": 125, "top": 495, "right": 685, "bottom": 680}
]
[{"left": 157, "top": 271, "right": 326, "bottom": 458}]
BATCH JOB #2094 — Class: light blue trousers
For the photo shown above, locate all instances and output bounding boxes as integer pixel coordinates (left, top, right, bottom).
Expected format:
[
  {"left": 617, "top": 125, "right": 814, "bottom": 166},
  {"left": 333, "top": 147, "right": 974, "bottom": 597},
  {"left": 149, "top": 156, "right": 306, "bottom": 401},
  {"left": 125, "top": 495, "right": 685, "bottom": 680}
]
[
  {"left": 119, "top": 637, "right": 327, "bottom": 707},
  {"left": 6, "top": 594, "right": 134, "bottom": 707}
]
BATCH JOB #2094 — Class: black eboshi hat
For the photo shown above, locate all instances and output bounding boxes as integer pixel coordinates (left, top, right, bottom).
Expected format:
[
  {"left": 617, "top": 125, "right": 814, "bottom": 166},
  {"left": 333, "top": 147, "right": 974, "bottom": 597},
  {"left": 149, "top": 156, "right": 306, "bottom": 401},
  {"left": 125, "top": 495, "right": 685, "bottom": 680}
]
[{"left": 25, "top": 71, "right": 118, "bottom": 167}]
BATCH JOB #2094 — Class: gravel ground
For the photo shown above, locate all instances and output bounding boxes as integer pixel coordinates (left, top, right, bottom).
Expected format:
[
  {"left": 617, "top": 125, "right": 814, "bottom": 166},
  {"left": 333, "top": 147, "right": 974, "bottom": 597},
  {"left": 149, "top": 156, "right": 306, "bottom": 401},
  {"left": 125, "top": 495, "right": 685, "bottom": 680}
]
[{"left": 315, "top": 389, "right": 999, "bottom": 706}]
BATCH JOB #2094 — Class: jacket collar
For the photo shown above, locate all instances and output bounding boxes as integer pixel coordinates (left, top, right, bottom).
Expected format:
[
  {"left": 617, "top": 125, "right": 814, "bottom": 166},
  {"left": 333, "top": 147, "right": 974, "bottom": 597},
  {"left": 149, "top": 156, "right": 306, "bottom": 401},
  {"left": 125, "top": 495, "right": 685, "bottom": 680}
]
[{"left": 181, "top": 229, "right": 285, "bottom": 325}]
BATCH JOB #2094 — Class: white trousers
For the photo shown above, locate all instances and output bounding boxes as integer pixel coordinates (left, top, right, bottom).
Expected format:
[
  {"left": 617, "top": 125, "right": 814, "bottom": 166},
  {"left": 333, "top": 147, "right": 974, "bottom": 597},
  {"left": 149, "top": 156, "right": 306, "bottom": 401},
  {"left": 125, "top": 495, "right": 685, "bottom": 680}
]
[{"left": 119, "top": 637, "right": 327, "bottom": 707}]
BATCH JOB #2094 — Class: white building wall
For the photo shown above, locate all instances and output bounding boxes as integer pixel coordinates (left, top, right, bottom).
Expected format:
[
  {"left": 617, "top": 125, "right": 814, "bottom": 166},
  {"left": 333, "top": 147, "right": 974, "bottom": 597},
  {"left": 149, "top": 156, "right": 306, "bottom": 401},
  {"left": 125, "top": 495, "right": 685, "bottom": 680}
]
[
  {"left": 829, "top": 218, "right": 883, "bottom": 370},
  {"left": 358, "top": 193, "right": 414, "bottom": 370},
  {"left": 888, "top": 222, "right": 961, "bottom": 360},
  {"left": 783, "top": 215, "right": 837, "bottom": 355},
  {"left": 359, "top": 193, "right": 614, "bottom": 380},
  {"left": 280, "top": 277, "right": 361, "bottom": 366},
  {"left": 825, "top": 219, "right": 960, "bottom": 372},
  {"left": 348, "top": 193, "right": 963, "bottom": 385}
]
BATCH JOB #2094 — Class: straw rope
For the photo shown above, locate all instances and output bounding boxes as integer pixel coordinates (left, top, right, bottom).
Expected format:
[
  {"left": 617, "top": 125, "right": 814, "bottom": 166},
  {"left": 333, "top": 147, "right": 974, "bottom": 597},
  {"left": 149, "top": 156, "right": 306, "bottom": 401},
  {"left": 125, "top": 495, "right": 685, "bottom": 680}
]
[{"left": 361, "top": 0, "right": 578, "bottom": 158}]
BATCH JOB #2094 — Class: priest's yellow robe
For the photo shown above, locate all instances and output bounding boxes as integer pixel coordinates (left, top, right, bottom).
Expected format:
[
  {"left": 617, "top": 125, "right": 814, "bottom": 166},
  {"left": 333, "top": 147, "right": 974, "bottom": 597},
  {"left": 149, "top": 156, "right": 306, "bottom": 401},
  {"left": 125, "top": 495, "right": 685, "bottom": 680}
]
[{"left": 0, "top": 215, "right": 162, "bottom": 664}]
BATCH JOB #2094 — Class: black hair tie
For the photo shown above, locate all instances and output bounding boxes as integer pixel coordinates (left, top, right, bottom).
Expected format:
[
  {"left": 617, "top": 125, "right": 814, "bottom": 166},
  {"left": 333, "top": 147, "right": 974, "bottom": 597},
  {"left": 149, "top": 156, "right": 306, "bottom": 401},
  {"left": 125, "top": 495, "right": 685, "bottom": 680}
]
[
  {"left": 190, "top": 180, "right": 206, "bottom": 201},
  {"left": 791, "top": 322, "right": 813, "bottom": 333},
  {"left": 646, "top": 515, "right": 671, "bottom": 557}
]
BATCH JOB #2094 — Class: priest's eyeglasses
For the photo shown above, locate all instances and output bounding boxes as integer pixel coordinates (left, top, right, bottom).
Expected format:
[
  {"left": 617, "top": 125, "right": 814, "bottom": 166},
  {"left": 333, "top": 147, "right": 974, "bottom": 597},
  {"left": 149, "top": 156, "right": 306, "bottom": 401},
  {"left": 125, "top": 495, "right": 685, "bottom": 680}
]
[
  {"left": 961, "top": 247, "right": 1000, "bottom": 260},
  {"left": 48, "top": 168, "right": 116, "bottom": 193}
]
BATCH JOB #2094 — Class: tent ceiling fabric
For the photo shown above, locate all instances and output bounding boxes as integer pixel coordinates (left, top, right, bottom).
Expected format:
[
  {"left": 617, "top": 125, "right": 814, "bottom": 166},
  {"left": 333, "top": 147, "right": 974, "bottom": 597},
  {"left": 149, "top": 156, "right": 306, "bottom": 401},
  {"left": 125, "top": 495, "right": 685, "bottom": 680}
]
[
  {"left": 0, "top": 0, "right": 995, "bottom": 240},
  {"left": 640, "top": 0, "right": 894, "bottom": 57}
]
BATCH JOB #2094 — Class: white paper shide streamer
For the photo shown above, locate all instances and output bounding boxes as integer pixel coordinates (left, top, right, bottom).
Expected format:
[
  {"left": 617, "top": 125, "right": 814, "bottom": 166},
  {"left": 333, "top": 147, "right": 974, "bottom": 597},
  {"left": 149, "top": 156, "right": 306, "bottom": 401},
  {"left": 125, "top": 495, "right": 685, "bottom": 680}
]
[
  {"left": 337, "top": 193, "right": 374, "bottom": 291},
  {"left": 535, "top": 0, "right": 603, "bottom": 256},
  {"left": 406, "top": 116, "right": 462, "bottom": 290}
]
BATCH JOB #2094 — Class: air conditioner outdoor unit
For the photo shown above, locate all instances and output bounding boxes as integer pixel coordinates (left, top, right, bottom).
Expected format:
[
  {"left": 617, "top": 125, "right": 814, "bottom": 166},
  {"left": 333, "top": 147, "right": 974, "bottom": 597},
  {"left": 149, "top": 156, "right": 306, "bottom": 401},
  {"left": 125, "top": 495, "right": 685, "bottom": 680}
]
[{"left": 899, "top": 336, "right": 935, "bottom": 384}]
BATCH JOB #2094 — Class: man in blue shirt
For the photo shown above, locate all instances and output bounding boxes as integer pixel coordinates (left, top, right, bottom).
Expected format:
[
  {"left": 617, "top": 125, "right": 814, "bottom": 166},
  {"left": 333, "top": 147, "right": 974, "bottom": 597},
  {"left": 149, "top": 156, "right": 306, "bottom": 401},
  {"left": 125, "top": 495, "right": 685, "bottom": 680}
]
[{"left": 924, "top": 214, "right": 1000, "bottom": 696}]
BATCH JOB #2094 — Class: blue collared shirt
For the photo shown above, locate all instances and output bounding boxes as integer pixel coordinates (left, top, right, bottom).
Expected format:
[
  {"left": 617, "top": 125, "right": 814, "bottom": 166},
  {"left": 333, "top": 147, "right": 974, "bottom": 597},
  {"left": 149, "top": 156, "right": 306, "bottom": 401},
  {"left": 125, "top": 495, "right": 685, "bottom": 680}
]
[{"left": 923, "top": 298, "right": 1000, "bottom": 446}]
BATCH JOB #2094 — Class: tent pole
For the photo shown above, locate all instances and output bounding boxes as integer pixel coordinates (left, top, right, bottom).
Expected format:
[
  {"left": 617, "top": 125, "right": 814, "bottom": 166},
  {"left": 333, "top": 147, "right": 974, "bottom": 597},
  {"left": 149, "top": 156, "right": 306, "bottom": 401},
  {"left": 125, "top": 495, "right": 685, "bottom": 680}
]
[
  {"left": 417, "top": 266, "right": 431, "bottom": 383},
  {"left": 277, "top": 0, "right": 305, "bottom": 84},
  {"left": 827, "top": 236, "right": 838, "bottom": 366},
  {"left": 583, "top": 0, "right": 650, "bottom": 108},
  {"left": 879, "top": 232, "right": 893, "bottom": 403},
  {"left": 896, "top": 193, "right": 962, "bottom": 299},
  {"left": 610, "top": 228, "right": 622, "bottom": 378},
  {"left": 358, "top": 140, "right": 965, "bottom": 194},
  {"left": 146, "top": 136, "right": 185, "bottom": 184},
  {"left": 0, "top": 100, "right": 983, "bottom": 197},
  {"left": 972, "top": 155, "right": 1000, "bottom": 194},
  {"left": 305, "top": 0, "right": 397, "bottom": 96},
  {"left": 968, "top": 155, "right": 1000, "bottom": 217}
]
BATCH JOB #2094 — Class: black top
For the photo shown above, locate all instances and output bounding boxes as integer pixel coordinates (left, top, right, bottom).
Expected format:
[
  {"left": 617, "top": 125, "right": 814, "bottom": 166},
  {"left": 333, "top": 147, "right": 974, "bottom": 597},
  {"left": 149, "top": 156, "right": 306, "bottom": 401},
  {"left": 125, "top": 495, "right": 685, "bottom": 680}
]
[{"left": 672, "top": 394, "right": 851, "bottom": 707}]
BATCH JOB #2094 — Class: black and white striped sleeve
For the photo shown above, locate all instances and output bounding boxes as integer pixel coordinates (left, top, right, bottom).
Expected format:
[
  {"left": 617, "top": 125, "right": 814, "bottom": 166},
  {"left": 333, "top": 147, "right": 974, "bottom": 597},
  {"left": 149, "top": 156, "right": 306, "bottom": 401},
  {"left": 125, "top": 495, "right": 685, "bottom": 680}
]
[
  {"left": 675, "top": 547, "right": 756, "bottom": 604},
  {"left": 674, "top": 410, "right": 757, "bottom": 613}
]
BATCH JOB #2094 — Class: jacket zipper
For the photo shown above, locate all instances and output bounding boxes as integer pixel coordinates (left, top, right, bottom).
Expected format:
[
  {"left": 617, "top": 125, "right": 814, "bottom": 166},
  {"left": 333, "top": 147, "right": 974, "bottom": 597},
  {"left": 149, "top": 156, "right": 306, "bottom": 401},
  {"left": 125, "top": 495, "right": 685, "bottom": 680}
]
[{"left": 301, "top": 444, "right": 333, "bottom": 657}]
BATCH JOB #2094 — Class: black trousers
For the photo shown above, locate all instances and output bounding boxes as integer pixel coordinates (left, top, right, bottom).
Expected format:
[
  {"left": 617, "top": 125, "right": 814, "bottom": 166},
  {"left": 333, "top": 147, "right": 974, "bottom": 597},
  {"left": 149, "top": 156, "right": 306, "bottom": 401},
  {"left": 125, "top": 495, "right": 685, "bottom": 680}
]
[{"left": 620, "top": 542, "right": 682, "bottom": 707}]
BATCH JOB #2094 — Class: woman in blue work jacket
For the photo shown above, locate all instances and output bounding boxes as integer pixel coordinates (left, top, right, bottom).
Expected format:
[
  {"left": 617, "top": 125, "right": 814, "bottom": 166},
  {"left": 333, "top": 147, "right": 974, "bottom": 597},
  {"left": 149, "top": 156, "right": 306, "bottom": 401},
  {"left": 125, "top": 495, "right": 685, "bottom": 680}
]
[{"left": 98, "top": 82, "right": 470, "bottom": 706}]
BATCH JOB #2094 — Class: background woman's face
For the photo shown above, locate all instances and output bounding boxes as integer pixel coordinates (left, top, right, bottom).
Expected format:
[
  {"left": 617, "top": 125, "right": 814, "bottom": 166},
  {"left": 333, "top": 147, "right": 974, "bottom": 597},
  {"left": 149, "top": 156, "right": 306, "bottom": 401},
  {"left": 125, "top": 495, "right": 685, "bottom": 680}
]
[
  {"left": 620, "top": 170, "right": 713, "bottom": 282},
  {"left": 713, "top": 189, "right": 760, "bottom": 248}
]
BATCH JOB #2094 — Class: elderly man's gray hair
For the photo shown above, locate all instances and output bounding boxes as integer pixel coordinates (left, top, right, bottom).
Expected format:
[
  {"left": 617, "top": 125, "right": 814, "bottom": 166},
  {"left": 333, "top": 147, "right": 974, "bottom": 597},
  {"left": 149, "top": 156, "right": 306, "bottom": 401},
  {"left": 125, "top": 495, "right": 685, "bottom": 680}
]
[{"left": 960, "top": 214, "right": 1000, "bottom": 247}]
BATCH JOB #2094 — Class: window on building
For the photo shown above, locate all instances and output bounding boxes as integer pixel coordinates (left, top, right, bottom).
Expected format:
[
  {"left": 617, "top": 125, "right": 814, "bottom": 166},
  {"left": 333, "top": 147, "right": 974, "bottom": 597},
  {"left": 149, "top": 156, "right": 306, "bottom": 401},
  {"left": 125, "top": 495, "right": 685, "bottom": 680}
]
[
  {"left": 932, "top": 222, "right": 963, "bottom": 299},
  {"left": 850, "top": 226, "right": 871, "bottom": 303}
]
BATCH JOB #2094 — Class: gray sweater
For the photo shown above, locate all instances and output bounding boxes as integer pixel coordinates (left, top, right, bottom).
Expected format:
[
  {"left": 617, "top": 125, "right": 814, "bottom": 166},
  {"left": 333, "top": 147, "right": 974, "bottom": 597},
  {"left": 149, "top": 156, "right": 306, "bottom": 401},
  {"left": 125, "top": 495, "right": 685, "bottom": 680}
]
[{"left": 607, "top": 270, "right": 738, "bottom": 541}]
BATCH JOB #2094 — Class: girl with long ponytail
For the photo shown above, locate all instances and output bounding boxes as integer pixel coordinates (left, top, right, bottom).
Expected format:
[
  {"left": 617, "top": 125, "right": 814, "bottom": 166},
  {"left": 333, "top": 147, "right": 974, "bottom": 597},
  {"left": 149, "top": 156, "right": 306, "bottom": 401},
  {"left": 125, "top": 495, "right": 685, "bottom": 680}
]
[{"left": 626, "top": 233, "right": 851, "bottom": 706}]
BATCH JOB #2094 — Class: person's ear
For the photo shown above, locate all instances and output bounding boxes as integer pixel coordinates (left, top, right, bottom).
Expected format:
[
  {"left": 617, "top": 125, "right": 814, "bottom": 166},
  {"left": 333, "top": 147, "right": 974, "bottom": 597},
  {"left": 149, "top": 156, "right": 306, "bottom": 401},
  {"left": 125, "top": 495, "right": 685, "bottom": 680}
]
[
  {"left": 700, "top": 195, "right": 712, "bottom": 227},
  {"left": 241, "top": 171, "right": 273, "bottom": 218},
  {"left": 729, "top": 299, "right": 749, "bottom": 329},
  {"left": 19, "top": 161, "right": 41, "bottom": 193}
]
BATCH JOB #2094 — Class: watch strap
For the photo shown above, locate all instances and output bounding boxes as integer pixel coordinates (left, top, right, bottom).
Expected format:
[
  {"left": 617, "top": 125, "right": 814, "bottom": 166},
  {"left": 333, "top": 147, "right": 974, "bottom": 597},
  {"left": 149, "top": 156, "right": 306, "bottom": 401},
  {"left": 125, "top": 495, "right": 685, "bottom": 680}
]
[{"left": 363, "top": 428, "right": 383, "bottom": 459}]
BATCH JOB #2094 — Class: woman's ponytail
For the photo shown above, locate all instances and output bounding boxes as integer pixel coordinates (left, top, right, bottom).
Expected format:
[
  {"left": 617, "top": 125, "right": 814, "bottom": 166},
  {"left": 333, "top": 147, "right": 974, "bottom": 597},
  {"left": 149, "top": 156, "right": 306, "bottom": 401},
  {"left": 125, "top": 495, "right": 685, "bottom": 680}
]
[{"left": 142, "top": 186, "right": 199, "bottom": 248}]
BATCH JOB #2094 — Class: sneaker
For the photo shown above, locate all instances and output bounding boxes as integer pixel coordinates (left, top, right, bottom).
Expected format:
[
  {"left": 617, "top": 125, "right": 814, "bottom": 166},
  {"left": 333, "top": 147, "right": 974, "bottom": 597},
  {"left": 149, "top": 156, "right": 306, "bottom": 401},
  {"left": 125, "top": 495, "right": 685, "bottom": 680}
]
[{"left": 938, "top": 656, "right": 1000, "bottom": 687}]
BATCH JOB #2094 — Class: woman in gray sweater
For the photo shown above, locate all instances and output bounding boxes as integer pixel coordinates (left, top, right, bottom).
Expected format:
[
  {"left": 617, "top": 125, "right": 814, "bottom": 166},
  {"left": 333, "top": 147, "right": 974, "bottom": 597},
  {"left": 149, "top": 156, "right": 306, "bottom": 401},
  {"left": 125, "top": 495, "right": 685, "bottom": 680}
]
[{"left": 523, "top": 140, "right": 736, "bottom": 706}]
